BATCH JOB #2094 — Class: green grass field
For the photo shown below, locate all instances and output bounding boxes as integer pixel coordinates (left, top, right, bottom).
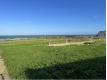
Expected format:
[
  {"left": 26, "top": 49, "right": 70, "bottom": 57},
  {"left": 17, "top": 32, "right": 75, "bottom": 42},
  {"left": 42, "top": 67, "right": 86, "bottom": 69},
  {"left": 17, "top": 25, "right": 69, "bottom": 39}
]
[{"left": 0, "top": 39, "right": 106, "bottom": 79}]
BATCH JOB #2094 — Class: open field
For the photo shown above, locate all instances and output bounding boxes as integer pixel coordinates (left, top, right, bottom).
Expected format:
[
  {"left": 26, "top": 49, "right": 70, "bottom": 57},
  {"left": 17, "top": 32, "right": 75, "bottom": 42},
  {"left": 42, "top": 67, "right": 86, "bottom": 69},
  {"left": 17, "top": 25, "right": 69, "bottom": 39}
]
[{"left": 0, "top": 38, "right": 106, "bottom": 79}]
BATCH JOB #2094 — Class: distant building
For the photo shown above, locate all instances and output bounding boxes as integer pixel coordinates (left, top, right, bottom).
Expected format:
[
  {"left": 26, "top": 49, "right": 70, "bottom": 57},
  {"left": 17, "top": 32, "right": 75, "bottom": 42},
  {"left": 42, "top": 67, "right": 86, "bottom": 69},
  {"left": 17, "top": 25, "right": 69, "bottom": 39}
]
[{"left": 96, "top": 31, "right": 106, "bottom": 38}]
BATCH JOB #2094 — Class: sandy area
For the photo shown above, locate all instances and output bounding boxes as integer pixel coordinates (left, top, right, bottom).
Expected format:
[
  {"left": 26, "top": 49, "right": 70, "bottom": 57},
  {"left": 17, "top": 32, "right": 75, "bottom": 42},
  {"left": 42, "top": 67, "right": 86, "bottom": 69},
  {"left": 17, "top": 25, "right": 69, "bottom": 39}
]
[
  {"left": 48, "top": 41, "right": 94, "bottom": 46},
  {"left": 0, "top": 54, "right": 10, "bottom": 80}
]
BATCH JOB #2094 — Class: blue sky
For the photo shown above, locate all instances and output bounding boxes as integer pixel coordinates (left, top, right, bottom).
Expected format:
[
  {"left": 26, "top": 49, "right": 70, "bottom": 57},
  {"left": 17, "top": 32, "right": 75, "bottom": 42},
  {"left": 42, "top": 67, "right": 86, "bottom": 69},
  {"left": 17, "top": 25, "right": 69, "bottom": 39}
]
[{"left": 0, "top": 0, "right": 106, "bottom": 35}]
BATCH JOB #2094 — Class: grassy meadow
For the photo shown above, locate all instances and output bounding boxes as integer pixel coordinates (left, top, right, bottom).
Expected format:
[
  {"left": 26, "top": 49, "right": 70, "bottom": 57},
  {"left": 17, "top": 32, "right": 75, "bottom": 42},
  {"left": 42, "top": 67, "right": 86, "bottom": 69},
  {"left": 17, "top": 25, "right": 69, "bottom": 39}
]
[{"left": 0, "top": 38, "right": 106, "bottom": 79}]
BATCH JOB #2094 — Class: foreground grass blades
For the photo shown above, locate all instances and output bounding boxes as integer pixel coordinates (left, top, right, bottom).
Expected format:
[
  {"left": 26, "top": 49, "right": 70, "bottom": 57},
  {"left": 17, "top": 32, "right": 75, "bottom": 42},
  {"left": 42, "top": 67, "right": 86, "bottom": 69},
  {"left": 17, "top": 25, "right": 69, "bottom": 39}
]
[
  {"left": 25, "top": 56, "right": 106, "bottom": 79},
  {"left": 0, "top": 39, "right": 106, "bottom": 79}
]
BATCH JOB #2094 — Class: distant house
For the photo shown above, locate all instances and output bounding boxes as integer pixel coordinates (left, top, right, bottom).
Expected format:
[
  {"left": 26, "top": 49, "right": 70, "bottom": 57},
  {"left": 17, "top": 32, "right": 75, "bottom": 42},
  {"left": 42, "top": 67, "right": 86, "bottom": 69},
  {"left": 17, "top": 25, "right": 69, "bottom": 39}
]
[{"left": 96, "top": 31, "right": 106, "bottom": 38}]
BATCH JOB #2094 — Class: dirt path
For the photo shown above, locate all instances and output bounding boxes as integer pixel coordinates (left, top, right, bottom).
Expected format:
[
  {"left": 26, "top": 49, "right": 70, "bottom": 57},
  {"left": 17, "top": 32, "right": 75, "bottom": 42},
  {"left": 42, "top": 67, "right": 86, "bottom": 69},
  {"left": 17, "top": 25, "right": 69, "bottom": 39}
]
[
  {"left": 0, "top": 54, "right": 10, "bottom": 80},
  {"left": 48, "top": 42, "right": 84, "bottom": 46},
  {"left": 48, "top": 41, "right": 94, "bottom": 46}
]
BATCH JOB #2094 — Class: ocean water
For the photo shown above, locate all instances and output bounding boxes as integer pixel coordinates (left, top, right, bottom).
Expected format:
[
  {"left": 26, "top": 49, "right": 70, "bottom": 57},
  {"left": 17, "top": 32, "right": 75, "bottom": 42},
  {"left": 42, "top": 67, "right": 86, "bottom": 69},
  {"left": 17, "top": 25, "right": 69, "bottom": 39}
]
[
  {"left": 0, "top": 35, "right": 45, "bottom": 40},
  {"left": 0, "top": 35, "right": 95, "bottom": 40}
]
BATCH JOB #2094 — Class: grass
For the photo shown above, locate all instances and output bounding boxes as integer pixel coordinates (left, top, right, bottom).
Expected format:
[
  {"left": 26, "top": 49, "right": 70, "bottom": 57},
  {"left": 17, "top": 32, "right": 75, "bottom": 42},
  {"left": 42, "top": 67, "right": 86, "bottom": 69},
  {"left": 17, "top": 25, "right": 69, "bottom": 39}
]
[{"left": 0, "top": 39, "right": 106, "bottom": 79}]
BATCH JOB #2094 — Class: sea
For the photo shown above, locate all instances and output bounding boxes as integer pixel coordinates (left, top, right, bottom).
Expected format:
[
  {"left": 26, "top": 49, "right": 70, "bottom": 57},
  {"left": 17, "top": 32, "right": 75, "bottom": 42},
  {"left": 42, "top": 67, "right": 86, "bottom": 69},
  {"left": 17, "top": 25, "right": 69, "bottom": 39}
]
[{"left": 0, "top": 35, "right": 95, "bottom": 40}]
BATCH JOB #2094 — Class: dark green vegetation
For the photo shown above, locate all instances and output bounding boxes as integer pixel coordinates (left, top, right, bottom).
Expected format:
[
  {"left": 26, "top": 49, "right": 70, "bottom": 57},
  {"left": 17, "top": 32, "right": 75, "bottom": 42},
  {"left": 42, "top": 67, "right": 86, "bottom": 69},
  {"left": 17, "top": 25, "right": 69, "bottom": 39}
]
[{"left": 0, "top": 39, "right": 106, "bottom": 79}]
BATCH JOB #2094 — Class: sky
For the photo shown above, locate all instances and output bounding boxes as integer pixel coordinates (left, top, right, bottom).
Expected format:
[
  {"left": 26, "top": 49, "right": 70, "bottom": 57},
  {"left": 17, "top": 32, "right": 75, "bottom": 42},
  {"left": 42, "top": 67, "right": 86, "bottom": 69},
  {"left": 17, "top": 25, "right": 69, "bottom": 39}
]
[{"left": 0, "top": 0, "right": 106, "bottom": 35}]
